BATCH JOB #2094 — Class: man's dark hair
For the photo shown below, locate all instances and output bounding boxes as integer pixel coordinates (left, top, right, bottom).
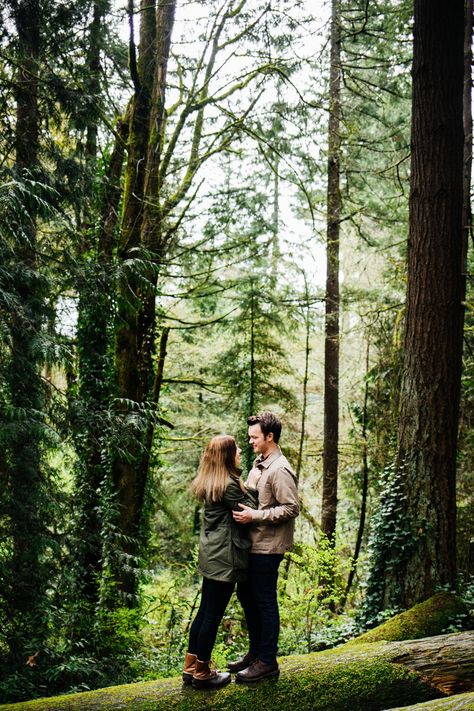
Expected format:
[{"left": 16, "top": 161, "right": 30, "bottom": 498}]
[{"left": 247, "top": 411, "right": 282, "bottom": 443}]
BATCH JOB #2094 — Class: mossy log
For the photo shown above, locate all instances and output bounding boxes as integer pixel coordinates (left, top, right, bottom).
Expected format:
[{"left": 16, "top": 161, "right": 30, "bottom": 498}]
[
  {"left": 387, "top": 691, "right": 474, "bottom": 710},
  {"left": 348, "top": 592, "right": 469, "bottom": 645},
  {"left": 1, "top": 631, "right": 473, "bottom": 711}
]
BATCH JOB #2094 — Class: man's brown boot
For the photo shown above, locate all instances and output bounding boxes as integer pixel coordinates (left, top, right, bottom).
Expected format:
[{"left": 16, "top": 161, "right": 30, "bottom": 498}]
[
  {"left": 227, "top": 651, "right": 258, "bottom": 673},
  {"left": 192, "top": 659, "right": 231, "bottom": 689},
  {"left": 236, "top": 659, "right": 279, "bottom": 683},
  {"left": 182, "top": 652, "right": 197, "bottom": 685}
]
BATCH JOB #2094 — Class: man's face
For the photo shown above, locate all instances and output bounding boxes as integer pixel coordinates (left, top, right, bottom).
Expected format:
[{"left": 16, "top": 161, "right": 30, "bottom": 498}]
[{"left": 248, "top": 423, "right": 273, "bottom": 455}]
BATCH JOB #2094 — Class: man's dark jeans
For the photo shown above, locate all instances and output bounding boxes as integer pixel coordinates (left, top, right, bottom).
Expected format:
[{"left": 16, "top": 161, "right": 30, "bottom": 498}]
[{"left": 237, "top": 553, "right": 284, "bottom": 665}]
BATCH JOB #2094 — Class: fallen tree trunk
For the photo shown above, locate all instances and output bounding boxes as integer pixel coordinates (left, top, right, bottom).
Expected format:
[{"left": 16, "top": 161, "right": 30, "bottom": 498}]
[
  {"left": 386, "top": 691, "right": 474, "bottom": 710},
  {"left": 349, "top": 592, "right": 469, "bottom": 645},
  {"left": 1, "top": 631, "right": 473, "bottom": 711},
  {"left": 391, "top": 632, "right": 474, "bottom": 696}
]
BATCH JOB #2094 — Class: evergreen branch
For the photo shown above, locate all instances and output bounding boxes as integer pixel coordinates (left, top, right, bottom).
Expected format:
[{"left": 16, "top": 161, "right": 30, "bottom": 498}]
[
  {"left": 344, "top": 69, "right": 407, "bottom": 99},
  {"left": 161, "top": 307, "right": 239, "bottom": 329},
  {"left": 237, "top": 121, "right": 317, "bottom": 228},
  {"left": 162, "top": 178, "right": 205, "bottom": 244},
  {"left": 166, "top": 56, "right": 186, "bottom": 116},
  {"left": 162, "top": 378, "right": 223, "bottom": 393},
  {"left": 217, "top": 3, "right": 269, "bottom": 51}
]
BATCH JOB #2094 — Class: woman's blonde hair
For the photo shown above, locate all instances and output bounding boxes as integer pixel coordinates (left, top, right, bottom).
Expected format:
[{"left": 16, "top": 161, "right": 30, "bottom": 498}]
[{"left": 191, "top": 435, "right": 245, "bottom": 503}]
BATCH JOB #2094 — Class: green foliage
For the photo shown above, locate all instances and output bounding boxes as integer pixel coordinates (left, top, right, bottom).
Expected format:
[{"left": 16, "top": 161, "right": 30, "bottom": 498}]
[
  {"left": 213, "top": 272, "right": 297, "bottom": 468},
  {"left": 0, "top": 174, "right": 66, "bottom": 682},
  {"left": 360, "top": 462, "right": 421, "bottom": 626},
  {"left": 340, "top": 0, "right": 412, "bottom": 249},
  {"left": 280, "top": 539, "right": 356, "bottom": 654}
]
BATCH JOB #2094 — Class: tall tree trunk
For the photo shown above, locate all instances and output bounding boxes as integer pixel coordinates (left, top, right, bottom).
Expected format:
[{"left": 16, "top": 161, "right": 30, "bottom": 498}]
[
  {"left": 72, "top": 0, "right": 121, "bottom": 611},
  {"left": 74, "top": 122, "right": 128, "bottom": 609},
  {"left": 385, "top": 0, "right": 465, "bottom": 607},
  {"left": 112, "top": 0, "right": 176, "bottom": 601},
  {"left": 321, "top": 0, "right": 341, "bottom": 543},
  {"left": 296, "top": 275, "right": 311, "bottom": 483},
  {"left": 8, "top": 0, "right": 46, "bottom": 661},
  {"left": 245, "top": 282, "right": 257, "bottom": 468},
  {"left": 270, "top": 87, "right": 282, "bottom": 286},
  {"left": 343, "top": 341, "right": 370, "bottom": 606},
  {"left": 463, "top": 0, "right": 472, "bottom": 254}
]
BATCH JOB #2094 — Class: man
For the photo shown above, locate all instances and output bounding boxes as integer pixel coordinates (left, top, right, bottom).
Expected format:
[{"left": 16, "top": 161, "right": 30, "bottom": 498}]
[{"left": 230, "top": 411, "right": 299, "bottom": 682}]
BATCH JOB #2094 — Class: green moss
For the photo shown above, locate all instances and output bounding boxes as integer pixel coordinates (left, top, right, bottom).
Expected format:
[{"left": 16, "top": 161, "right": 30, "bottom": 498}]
[{"left": 347, "top": 593, "right": 468, "bottom": 645}]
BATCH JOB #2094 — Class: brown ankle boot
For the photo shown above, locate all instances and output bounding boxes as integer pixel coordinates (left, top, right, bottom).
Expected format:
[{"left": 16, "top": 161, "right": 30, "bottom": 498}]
[
  {"left": 182, "top": 652, "right": 197, "bottom": 685},
  {"left": 228, "top": 651, "right": 258, "bottom": 673},
  {"left": 192, "top": 659, "right": 231, "bottom": 689}
]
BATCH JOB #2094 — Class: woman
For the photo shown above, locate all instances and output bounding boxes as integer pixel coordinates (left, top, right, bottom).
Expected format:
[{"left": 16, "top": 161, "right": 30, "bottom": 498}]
[{"left": 182, "top": 435, "right": 258, "bottom": 690}]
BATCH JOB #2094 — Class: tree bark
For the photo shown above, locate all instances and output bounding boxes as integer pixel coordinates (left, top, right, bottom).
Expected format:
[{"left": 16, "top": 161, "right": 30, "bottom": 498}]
[
  {"left": 463, "top": 0, "right": 473, "bottom": 256},
  {"left": 321, "top": 0, "right": 341, "bottom": 543},
  {"left": 386, "top": 0, "right": 465, "bottom": 607},
  {"left": 391, "top": 632, "right": 474, "bottom": 696}
]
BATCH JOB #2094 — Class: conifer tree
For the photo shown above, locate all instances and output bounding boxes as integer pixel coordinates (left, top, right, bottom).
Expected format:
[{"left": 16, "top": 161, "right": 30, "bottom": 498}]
[
  {"left": 365, "top": 0, "right": 466, "bottom": 613},
  {"left": 0, "top": 0, "right": 51, "bottom": 666},
  {"left": 321, "top": 0, "right": 342, "bottom": 543}
]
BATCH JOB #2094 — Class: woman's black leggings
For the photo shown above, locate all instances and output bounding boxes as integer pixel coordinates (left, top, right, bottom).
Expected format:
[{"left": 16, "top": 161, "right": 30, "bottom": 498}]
[{"left": 188, "top": 577, "right": 235, "bottom": 661}]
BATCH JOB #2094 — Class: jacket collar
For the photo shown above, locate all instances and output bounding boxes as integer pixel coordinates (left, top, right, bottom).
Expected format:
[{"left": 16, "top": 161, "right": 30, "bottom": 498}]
[{"left": 255, "top": 446, "right": 282, "bottom": 470}]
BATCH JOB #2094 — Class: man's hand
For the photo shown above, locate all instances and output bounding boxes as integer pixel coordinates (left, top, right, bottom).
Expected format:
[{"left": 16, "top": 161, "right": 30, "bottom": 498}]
[{"left": 232, "top": 503, "right": 254, "bottom": 524}]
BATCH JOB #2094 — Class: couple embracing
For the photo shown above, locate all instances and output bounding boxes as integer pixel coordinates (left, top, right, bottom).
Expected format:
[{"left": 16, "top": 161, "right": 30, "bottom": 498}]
[{"left": 182, "top": 411, "right": 300, "bottom": 689}]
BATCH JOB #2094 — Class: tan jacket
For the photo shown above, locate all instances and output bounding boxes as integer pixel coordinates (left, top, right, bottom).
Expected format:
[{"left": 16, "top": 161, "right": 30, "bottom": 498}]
[{"left": 246, "top": 447, "right": 299, "bottom": 554}]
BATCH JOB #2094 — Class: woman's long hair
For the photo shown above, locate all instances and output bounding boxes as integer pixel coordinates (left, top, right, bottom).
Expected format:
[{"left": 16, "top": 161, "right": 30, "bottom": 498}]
[{"left": 192, "top": 435, "right": 245, "bottom": 503}]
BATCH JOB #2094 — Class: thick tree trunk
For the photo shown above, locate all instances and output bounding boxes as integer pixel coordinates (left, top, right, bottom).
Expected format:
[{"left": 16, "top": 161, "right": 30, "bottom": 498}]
[
  {"left": 73, "top": 0, "right": 124, "bottom": 610},
  {"left": 8, "top": 631, "right": 474, "bottom": 711},
  {"left": 74, "top": 118, "right": 128, "bottom": 608},
  {"left": 321, "top": 0, "right": 341, "bottom": 542},
  {"left": 7, "top": 0, "right": 46, "bottom": 661},
  {"left": 386, "top": 0, "right": 465, "bottom": 607},
  {"left": 463, "top": 0, "right": 473, "bottom": 256},
  {"left": 391, "top": 632, "right": 474, "bottom": 696},
  {"left": 112, "top": 0, "right": 176, "bottom": 600}
]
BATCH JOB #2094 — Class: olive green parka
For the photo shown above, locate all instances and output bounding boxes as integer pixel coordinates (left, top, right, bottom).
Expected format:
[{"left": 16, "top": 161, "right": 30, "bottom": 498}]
[{"left": 198, "top": 476, "right": 258, "bottom": 583}]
